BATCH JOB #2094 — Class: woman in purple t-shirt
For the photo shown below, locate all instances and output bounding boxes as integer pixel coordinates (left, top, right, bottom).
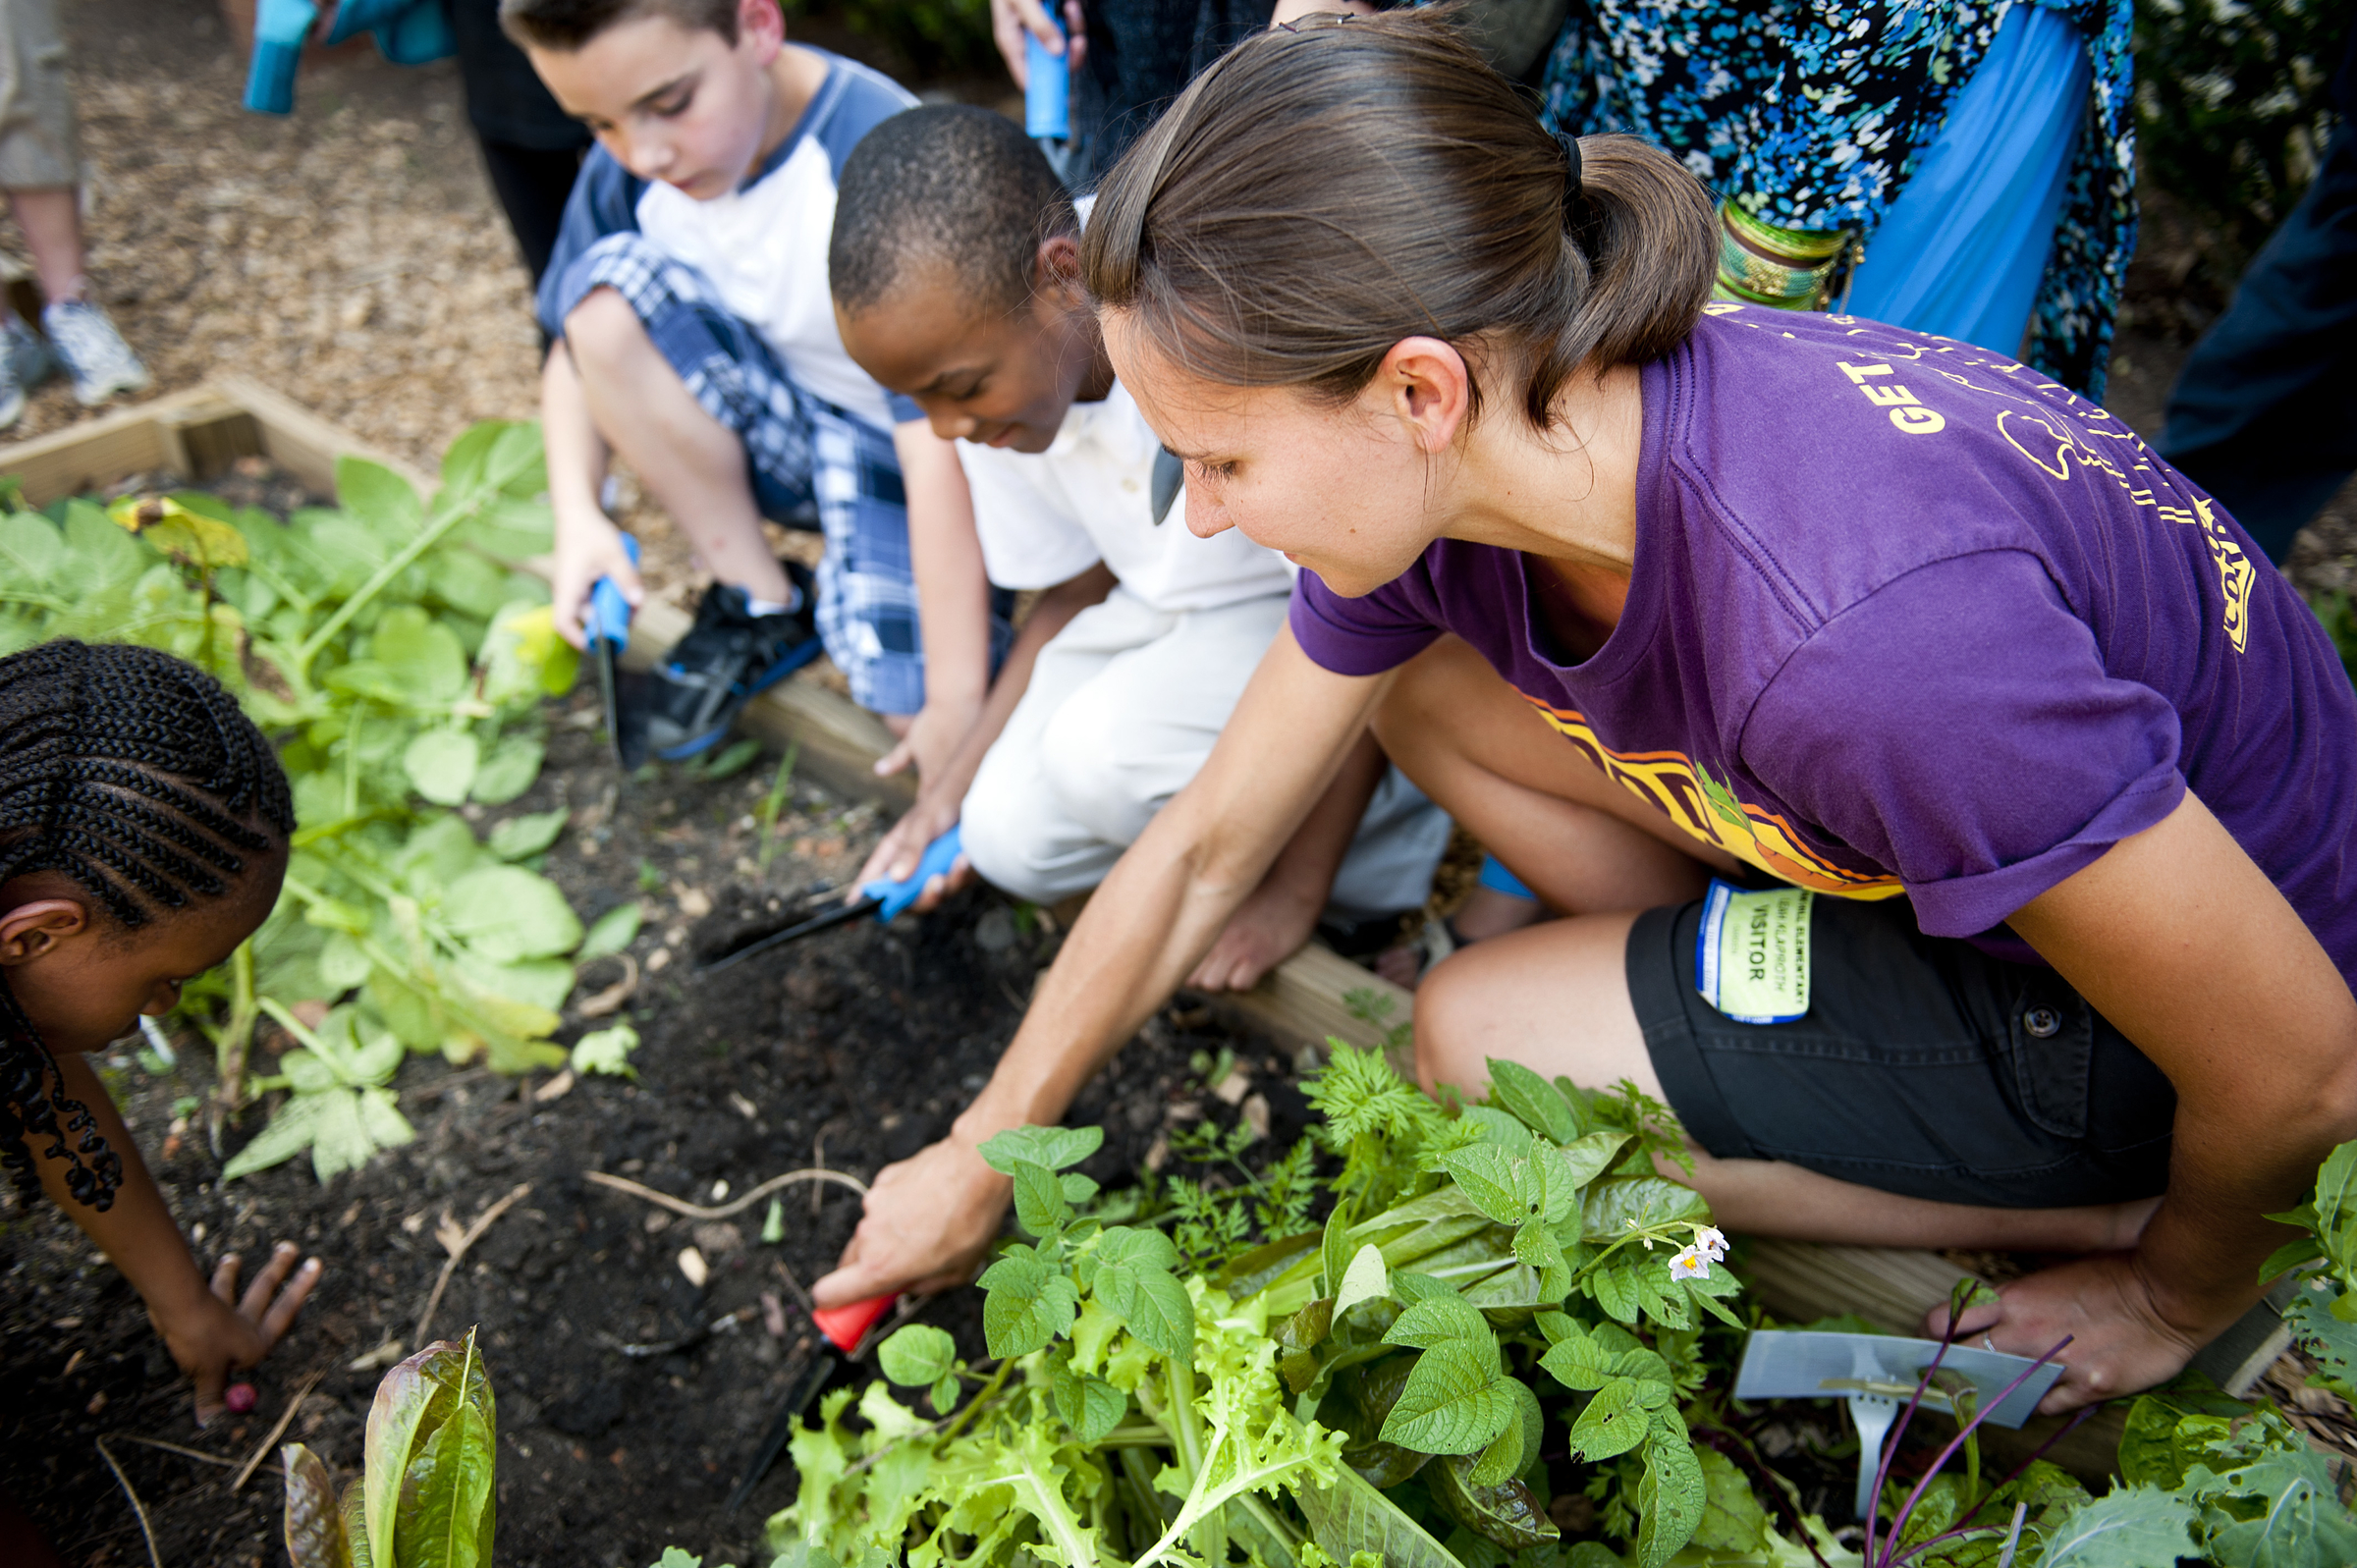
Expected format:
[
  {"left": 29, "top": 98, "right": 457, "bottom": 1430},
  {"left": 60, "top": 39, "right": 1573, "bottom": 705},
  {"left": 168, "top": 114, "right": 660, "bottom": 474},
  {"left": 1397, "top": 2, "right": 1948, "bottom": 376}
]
[{"left": 811, "top": 10, "right": 2357, "bottom": 1416}]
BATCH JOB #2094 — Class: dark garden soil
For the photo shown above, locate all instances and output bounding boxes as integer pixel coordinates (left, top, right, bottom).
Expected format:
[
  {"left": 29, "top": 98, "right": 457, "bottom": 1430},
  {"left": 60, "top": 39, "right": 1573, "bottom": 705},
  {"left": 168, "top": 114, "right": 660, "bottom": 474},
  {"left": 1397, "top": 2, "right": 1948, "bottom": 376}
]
[{"left": 0, "top": 641, "right": 1318, "bottom": 1568}]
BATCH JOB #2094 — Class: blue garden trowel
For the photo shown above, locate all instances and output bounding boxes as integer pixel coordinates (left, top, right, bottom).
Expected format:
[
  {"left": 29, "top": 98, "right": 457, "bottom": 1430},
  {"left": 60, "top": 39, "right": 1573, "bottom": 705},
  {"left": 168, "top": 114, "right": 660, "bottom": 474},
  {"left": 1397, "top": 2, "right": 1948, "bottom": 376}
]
[
  {"left": 694, "top": 825, "right": 966, "bottom": 973},
  {"left": 1734, "top": 1329, "right": 2064, "bottom": 1520},
  {"left": 586, "top": 536, "right": 640, "bottom": 768}
]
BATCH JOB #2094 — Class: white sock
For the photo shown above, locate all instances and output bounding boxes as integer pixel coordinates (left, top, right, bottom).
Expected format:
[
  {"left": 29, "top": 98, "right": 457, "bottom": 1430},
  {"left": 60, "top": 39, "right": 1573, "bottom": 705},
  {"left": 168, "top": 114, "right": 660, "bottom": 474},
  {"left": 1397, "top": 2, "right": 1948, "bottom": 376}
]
[{"left": 743, "top": 591, "right": 797, "bottom": 619}]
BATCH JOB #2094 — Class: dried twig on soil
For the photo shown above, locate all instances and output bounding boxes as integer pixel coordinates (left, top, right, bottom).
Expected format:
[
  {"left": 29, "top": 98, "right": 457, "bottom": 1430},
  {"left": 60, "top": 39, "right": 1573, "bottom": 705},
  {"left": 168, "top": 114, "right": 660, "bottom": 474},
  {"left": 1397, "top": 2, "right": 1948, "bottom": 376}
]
[
  {"left": 576, "top": 953, "right": 639, "bottom": 1018},
  {"left": 93, "top": 1437, "right": 165, "bottom": 1568},
  {"left": 112, "top": 1433, "right": 247, "bottom": 1470},
  {"left": 585, "top": 1165, "right": 867, "bottom": 1222},
  {"left": 233, "top": 1368, "right": 325, "bottom": 1492},
  {"left": 414, "top": 1182, "right": 533, "bottom": 1347}
]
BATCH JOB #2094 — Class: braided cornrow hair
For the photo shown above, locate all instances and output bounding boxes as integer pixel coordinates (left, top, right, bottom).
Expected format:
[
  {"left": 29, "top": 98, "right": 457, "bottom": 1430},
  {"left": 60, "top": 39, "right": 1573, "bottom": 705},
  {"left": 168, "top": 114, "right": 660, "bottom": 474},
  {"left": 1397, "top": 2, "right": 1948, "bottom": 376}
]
[{"left": 0, "top": 640, "right": 295, "bottom": 1212}]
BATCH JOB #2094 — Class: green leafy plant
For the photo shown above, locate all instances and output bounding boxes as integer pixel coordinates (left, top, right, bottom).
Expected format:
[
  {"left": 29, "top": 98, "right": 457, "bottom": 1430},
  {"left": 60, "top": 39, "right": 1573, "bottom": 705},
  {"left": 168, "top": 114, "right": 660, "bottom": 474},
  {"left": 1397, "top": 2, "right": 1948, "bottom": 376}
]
[
  {"left": 771, "top": 1045, "right": 1760, "bottom": 1568},
  {"left": 282, "top": 1329, "right": 497, "bottom": 1567},
  {"left": 3, "top": 424, "right": 609, "bottom": 1178},
  {"left": 781, "top": 0, "right": 992, "bottom": 77},
  {"left": 221, "top": 1000, "right": 414, "bottom": 1182}
]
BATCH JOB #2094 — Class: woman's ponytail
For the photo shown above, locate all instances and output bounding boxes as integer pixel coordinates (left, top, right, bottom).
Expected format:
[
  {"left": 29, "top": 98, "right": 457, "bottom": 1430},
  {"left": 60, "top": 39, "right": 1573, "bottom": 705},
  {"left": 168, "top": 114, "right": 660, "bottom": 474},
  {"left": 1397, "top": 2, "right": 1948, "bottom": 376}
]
[
  {"left": 1082, "top": 7, "right": 1719, "bottom": 432},
  {"left": 1534, "top": 135, "right": 1720, "bottom": 423}
]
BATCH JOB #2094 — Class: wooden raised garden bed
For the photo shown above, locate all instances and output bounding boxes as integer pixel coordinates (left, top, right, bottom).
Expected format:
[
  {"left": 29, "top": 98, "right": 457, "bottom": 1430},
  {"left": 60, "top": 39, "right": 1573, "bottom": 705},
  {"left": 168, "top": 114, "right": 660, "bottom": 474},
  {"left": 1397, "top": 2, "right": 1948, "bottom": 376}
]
[{"left": 13, "top": 379, "right": 2305, "bottom": 1489}]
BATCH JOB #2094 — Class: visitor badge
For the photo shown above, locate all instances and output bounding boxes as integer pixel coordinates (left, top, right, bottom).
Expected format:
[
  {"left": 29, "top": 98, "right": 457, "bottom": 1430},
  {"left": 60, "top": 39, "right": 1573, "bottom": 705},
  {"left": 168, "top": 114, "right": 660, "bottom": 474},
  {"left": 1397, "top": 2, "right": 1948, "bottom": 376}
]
[{"left": 1695, "top": 880, "right": 1814, "bottom": 1024}]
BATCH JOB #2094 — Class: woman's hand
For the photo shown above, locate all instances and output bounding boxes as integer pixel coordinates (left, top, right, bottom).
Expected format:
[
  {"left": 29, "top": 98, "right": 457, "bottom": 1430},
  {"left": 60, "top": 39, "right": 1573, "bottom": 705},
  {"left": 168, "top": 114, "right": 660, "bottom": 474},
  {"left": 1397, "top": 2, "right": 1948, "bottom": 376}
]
[
  {"left": 150, "top": 1241, "right": 323, "bottom": 1428},
  {"left": 1926, "top": 1252, "right": 2211, "bottom": 1415},
  {"left": 812, "top": 1133, "right": 1012, "bottom": 1307}
]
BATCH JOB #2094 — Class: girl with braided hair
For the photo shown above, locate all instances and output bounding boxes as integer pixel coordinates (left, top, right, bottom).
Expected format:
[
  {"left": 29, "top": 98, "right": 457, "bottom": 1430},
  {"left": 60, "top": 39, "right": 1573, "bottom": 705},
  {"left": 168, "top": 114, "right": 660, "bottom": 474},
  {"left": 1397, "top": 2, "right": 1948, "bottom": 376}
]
[{"left": 0, "top": 638, "right": 320, "bottom": 1433}]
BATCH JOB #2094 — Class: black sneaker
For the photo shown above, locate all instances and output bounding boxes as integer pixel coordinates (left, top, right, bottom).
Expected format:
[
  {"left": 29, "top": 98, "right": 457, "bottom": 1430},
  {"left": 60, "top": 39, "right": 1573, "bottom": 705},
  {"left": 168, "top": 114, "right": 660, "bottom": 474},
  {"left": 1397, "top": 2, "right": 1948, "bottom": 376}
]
[{"left": 639, "top": 565, "right": 823, "bottom": 761}]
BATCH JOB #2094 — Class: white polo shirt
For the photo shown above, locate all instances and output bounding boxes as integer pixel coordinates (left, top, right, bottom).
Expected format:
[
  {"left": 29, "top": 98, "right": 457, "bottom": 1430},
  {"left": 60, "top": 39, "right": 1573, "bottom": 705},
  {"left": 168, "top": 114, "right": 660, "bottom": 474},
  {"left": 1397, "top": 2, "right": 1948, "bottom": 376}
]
[{"left": 955, "top": 377, "right": 1293, "bottom": 614}]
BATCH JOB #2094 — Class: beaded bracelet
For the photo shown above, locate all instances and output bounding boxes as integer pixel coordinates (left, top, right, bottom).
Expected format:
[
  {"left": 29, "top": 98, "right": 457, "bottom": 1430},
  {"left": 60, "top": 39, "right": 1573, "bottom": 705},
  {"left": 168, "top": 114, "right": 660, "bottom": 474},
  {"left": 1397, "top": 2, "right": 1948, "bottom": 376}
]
[{"left": 1714, "top": 200, "right": 1852, "bottom": 310}]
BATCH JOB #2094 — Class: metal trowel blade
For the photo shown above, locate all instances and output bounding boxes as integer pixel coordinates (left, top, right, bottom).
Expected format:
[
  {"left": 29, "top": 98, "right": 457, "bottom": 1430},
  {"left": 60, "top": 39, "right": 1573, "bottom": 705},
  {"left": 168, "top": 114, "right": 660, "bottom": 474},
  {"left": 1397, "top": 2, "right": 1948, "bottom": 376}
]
[{"left": 1733, "top": 1329, "right": 2063, "bottom": 1429}]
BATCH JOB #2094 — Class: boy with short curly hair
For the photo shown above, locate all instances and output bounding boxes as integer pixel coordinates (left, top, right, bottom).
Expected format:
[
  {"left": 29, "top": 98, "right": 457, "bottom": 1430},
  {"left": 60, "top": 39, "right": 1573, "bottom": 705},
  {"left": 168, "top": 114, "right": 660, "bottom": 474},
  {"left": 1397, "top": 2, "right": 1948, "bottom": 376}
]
[{"left": 503, "top": 0, "right": 1000, "bottom": 768}]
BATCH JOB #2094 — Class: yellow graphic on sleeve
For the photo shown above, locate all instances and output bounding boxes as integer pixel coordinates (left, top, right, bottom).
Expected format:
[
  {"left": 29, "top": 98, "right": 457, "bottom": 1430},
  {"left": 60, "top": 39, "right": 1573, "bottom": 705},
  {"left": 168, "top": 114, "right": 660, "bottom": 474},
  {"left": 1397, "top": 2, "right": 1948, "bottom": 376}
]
[
  {"left": 2193, "top": 495, "right": 2254, "bottom": 654},
  {"left": 1522, "top": 694, "right": 1906, "bottom": 899}
]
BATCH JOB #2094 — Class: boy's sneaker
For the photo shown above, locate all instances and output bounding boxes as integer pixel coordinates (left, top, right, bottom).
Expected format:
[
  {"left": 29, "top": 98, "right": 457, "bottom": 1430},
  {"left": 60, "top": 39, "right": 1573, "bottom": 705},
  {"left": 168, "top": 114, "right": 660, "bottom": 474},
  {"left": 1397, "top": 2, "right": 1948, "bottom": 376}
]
[
  {"left": 0, "top": 331, "right": 24, "bottom": 429},
  {"left": 42, "top": 299, "right": 150, "bottom": 406},
  {"left": 4, "top": 315, "right": 53, "bottom": 395},
  {"left": 639, "top": 563, "right": 824, "bottom": 761}
]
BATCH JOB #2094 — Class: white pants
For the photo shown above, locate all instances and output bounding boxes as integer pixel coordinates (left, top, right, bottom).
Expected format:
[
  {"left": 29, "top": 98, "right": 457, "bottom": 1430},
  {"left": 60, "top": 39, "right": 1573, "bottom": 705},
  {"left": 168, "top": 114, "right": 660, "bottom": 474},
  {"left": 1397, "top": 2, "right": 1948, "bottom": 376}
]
[{"left": 960, "top": 587, "right": 1451, "bottom": 916}]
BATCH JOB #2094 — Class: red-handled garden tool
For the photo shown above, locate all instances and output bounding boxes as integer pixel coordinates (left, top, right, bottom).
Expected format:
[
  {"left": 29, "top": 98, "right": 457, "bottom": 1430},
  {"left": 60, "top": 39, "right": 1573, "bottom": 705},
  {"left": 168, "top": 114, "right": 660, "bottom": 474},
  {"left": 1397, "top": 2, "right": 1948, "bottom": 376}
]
[{"left": 725, "top": 1290, "right": 899, "bottom": 1513}]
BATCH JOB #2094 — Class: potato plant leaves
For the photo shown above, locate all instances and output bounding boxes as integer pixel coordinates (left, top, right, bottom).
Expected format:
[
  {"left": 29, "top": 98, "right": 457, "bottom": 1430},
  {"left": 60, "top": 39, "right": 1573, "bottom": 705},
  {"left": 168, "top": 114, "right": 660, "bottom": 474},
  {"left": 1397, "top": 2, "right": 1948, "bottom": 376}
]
[
  {"left": 977, "top": 1124, "right": 1103, "bottom": 1174},
  {"left": 1378, "top": 1341, "right": 1517, "bottom": 1455},
  {"left": 19, "top": 427, "right": 620, "bottom": 1183}
]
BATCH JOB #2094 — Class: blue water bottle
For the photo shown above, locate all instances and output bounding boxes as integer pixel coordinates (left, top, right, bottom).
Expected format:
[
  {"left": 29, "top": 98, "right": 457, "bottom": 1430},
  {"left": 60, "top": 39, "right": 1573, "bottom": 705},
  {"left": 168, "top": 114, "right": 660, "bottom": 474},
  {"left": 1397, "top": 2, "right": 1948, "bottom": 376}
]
[{"left": 1024, "top": 14, "right": 1070, "bottom": 139}]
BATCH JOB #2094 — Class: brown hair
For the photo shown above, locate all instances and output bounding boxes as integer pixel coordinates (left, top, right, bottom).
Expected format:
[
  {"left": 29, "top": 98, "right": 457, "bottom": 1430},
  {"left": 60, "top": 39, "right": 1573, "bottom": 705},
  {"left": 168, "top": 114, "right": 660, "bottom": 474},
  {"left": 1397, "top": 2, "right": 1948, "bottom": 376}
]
[
  {"left": 1081, "top": 8, "right": 1718, "bottom": 431},
  {"left": 502, "top": 0, "right": 741, "bottom": 52}
]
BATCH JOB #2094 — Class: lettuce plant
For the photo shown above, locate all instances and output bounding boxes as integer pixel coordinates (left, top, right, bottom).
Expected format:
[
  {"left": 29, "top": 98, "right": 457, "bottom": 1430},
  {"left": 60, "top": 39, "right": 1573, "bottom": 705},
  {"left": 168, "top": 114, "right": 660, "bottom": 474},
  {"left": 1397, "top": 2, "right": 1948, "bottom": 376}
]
[
  {"left": 771, "top": 1046, "right": 1751, "bottom": 1568},
  {"left": 282, "top": 1329, "right": 498, "bottom": 1568}
]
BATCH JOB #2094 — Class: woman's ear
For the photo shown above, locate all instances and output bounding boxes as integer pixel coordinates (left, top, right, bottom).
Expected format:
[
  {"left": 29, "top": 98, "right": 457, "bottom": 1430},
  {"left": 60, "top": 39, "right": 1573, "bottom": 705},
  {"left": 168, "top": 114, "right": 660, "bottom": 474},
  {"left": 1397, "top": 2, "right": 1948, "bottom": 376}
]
[
  {"left": 1377, "top": 336, "right": 1474, "bottom": 455},
  {"left": 0, "top": 898, "right": 91, "bottom": 967}
]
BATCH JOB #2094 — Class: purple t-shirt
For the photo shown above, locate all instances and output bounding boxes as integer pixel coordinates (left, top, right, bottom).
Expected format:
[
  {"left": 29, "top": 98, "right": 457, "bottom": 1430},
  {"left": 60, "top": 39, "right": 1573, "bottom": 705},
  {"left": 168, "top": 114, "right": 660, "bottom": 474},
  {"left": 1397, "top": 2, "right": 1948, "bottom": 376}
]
[{"left": 1291, "top": 303, "right": 2357, "bottom": 982}]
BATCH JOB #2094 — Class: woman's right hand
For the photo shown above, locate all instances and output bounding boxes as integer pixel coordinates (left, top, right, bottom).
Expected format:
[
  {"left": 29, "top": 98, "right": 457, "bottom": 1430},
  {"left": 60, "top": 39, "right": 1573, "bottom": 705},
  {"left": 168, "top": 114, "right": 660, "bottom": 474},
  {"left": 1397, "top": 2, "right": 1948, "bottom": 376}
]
[
  {"left": 550, "top": 512, "right": 643, "bottom": 650},
  {"left": 812, "top": 1131, "right": 1012, "bottom": 1307},
  {"left": 991, "top": 0, "right": 1086, "bottom": 87}
]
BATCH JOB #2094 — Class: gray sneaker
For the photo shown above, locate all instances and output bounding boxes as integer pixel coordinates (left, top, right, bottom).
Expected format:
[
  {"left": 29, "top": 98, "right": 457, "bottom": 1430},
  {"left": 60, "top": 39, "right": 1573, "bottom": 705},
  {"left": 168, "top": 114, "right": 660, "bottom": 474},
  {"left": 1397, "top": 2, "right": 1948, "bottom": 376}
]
[
  {"left": 0, "top": 335, "right": 23, "bottom": 429},
  {"left": 2, "top": 314, "right": 52, "bottom": 394},
  {"left": 42, "top": 298, "right": 148, "bottom": 406}
]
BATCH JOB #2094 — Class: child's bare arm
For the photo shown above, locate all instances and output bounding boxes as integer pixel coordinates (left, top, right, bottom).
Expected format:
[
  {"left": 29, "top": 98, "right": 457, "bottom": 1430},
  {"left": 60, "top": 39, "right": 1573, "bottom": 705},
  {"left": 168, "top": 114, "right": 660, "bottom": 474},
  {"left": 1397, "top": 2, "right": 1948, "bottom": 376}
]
[
  {"left": 880, "top": 424, "right": 996, "bottom": 791},
  {"left": 541, "top": 340, "right": 640, "bottom": 648},
  {"left": 1186, "top": 728, "right": 1388, "bottom": 991},
  {"left": 34, "top": 1054, "right": 320, "bottom": 1428},
  {"left": 857, "top": 562, "right": 1116, "bottom": 900}
]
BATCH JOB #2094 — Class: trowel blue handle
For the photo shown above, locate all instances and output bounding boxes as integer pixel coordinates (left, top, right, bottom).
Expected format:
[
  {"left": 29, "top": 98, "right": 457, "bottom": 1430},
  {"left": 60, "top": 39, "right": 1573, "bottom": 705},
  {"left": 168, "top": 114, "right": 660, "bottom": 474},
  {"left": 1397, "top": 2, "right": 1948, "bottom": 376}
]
[
  {"left": 1024, "top": 21, "right": 1069, "bottom": 137},
  {"left": 587, "top": 535, "right": 639, "bottom": 654},
  {"left": 243, "top": 0, "right": 319, "bottom": 113},
  {"left": 860, "top": 825, "right": 963, "bottom": 921}
]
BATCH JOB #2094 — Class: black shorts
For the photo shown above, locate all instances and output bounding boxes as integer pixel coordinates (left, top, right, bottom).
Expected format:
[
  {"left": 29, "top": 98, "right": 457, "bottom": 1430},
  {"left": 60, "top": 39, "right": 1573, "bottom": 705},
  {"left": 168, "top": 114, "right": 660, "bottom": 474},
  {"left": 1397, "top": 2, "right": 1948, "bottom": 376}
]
[{"left": 1629, "top": 894, "right": 2176, "bottom": 1209}]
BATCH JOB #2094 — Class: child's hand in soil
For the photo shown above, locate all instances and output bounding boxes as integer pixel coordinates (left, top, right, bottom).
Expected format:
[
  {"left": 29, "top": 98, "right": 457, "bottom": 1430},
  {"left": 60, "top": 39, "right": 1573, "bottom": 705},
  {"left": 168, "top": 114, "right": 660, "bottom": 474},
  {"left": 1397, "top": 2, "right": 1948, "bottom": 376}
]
[
  {"left": 151, "top": 1241, "right": 322, "bottom": 1428},
  {"left": 814, "top": 1134, "right": 1010, "bottom": 1307},
  {"left": 1187, "top": 869, "right": 1321, "bottom": 992},
  {"left": 850, "top": 795, "right": 972, "bottom": 916}
]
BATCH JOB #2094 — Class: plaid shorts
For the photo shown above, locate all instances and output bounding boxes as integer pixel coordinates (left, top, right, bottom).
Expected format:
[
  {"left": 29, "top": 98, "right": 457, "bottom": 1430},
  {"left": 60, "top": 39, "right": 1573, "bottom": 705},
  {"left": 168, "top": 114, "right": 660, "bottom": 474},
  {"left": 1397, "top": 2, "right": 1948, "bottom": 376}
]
[{"left": 550, "top": 233, "right": 927, "bottom": 714}]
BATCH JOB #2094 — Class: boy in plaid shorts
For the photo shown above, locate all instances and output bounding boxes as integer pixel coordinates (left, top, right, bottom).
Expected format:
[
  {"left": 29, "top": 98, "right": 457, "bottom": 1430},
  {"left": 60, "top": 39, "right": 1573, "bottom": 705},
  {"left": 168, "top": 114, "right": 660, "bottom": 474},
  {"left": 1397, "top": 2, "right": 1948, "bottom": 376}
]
[{"left": 505, "top": 0, "right": 1003, "bottom": 764}]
